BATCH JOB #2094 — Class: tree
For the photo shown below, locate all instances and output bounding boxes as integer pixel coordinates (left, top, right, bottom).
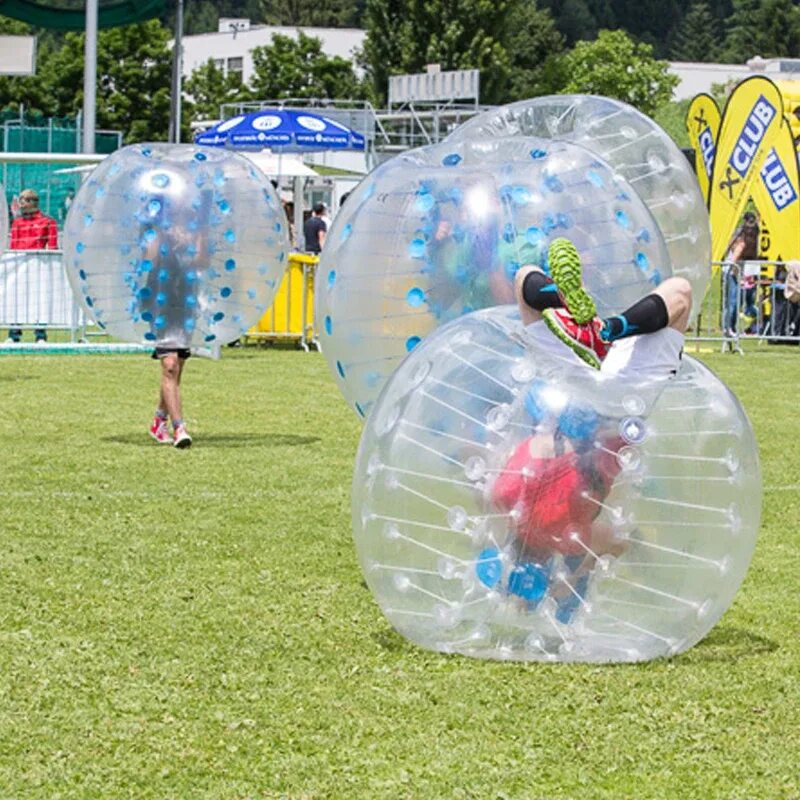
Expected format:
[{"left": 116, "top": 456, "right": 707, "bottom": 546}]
[
  {"left": 184, "top": 59, "right": 251, "bottom": 124},
  {"left": 182, "top": 1, "right": 221, "bottom": 34},
  {"left": 720, "top": 0, "right": 800, "bottom": 63},
  {"left": 361, "top": 0, "right": 412, "bottom": 104},
  {"left": 549, "top": 29, "right": 679, "bottom": 117},
  {"left": 41, "top": 20, "right": 173, "bottom": 142},
  {"left": 504, "top": 3, "right": 565, "bottom": 101},
  {"left": 669, "top": 2, "right": 721, "bottom": 62},
  {"left": 259, "top": 0, "right": 361, "bottom": 26},
  {"left": 364, "top": 0, "right": 539, "bottom": 105},
  {"left": 249, "top": 31, "right": 366, "bottom": 100}
]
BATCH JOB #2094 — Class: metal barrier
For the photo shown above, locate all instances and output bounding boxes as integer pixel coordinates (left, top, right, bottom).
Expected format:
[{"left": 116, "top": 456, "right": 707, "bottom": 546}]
[
  {"left": 1, "top": 250, "right": 797, "bottom": 356},
  {"left": 0, "top": 248, "right": 85, "bottom": 341},
  {"left": 245, "top": 252, "right": 318, "bottom": 350},
  {"left": 690, "top": 260, "right": 800, "bottom": 352}
]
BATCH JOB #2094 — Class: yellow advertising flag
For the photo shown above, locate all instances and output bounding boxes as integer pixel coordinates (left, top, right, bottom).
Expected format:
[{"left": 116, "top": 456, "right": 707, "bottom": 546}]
[
  {"left": 751, "top": 117, "right": 800, "bottom": 262},
  {"left": 771, "top": 79, "right": 800, "bottom": 151},
  {"left": 685, "top": 93, "right": 721, "bottom": 205},
  {"left": 709, "top": 76, "right": 784, "bottom": 261}
]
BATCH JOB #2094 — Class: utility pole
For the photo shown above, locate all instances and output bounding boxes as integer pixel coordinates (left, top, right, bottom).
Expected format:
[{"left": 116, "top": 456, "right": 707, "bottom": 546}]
[
  {"left": 169, "top": 0, "right": 185, "bottom": 144},
  {"left": 82, "top": 0, "right": 98, "bottom": 153}
]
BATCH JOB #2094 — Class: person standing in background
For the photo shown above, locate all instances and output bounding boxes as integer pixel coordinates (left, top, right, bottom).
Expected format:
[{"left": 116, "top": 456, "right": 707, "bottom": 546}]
[
  {"left": 6, "top": 188, "right": 58, "bottom": 344},
  {"left": 303, "top": 202, "right": 327, "bottom": 254}
]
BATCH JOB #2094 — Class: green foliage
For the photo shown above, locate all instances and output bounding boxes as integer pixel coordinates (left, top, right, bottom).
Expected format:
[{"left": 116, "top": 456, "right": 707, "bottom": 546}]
[
  {"left": 361, "top": 0, "right": 413, "bottom": 103},
  {"left": 670, "top": 2, "right": 722, "bottom": 61},
  {"left": 362, "top": 0, "right": 564, "bottom": 105},
  {"left": 0, "top": 19, "right": 173, "bottom": 142},
  {"left": 653, "top": 97, "right": 692, "bottom": 148},
  {"left": 183, "top": 59, "right": 251, "bottom": 122},
  {"left": 721, "top": 0, "right": 800, "bottom": 63},
  {"left": 249, "top": 31, "right": 367, "bottom": 100},
  {"left": 41, "top": 20, "right": 172, "bottom": 142},
  {"left": 0, "top": 346, "right": 797, "bottom": 798},
  {"left": 260, "top": 0, "right": 362, "bottom": 26},
  {"left": 182, "top": 0, "right": 221, "bottom": 34},
  {"left": 499, "top": 0, "right": 566, "bottom": 101},
  {"left": 550, "top": 29, "right": 680, "bottom": 118}
]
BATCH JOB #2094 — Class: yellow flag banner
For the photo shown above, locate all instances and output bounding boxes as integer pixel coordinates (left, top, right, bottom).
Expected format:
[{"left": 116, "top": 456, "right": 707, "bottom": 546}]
[
  {"left": 751, "top": 117, "right": 800, "bottom": 262},
  {"left": 709, "top": 76, "right": 784, "bottom": 261},
  {"left": 771, "top": 79, "right": 800, "bottom": 151},
  {"left": 685, "top": 93, "right": 721, "bottom": 205}
]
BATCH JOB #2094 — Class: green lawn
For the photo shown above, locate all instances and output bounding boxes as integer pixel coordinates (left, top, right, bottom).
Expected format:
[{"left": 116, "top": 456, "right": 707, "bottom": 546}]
[{"left": 0, "top": 346, "right": 797, "bottom": 799}]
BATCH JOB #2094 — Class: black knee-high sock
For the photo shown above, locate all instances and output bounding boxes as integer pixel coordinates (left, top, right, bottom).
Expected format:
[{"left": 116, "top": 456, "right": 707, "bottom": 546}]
[
  {"left": 522, "top": 271, "right": 563, "bottom": 312},
  {"left": 602, "top": 293, "right": 669, "bottom": 342}
]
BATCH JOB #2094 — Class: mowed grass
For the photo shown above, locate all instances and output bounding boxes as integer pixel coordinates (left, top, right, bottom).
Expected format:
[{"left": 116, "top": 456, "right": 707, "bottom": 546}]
[{"left": 0, "top": 345, "right": 797, "bottom": 800}]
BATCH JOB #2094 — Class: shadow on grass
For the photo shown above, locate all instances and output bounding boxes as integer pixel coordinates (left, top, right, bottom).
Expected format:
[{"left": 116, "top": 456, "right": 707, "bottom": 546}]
[
  {"left": 372, "top": 628, "right": 415, "bottom": 653},
  {"left": 677, "top": 624, "right": 778, "bottom": 663},
  {"left": 103, "top": 432, "right": 321, "bottom": 448}
]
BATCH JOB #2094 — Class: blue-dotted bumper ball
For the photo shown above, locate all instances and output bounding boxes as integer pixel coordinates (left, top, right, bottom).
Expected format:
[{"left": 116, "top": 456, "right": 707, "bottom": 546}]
[
  {"left": 446, "top": 95, "right": 711, "bottom": 320},
  {"left": 317, "top": 135, "right": 671, "bottom": 419},
  {"left": 62, "top": 144, "right": 289, "bottom": 350},
  {"left": 352, "top": 306, "right": 761, "bottom": 663}
]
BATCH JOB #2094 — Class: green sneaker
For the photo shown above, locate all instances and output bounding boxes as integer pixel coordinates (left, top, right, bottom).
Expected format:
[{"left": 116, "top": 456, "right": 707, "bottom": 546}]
[{"left": 548, "top": 238, "right": 597, "bottom": 324}]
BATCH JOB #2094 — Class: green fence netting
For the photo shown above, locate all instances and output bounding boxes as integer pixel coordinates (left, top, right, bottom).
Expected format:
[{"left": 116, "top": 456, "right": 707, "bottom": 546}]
[{"left": 2, "top": 110, "right": 121, "bottom": 227}]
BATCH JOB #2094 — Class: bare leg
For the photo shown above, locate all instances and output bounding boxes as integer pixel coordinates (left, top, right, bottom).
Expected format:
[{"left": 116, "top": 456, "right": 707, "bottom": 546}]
[
  {"left": 514, "top": 265, "right": 548, "bottom": 326},
  {"left": 652, "top": 277, "right": 692, "bottom": 333},
  {"left": 158, "top": 353, "right": 186, "bottom": 425}
]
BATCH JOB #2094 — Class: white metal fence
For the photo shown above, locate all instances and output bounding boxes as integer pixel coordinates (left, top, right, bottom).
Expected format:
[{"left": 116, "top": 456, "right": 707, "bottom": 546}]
[
  {"left": 0, "top": 249, "right": 85, "bottom": 340},
  {"left": 1, "top": 251, "right": 799, "bottom": 352},
  {"left": 691, "top": 260, "right": 800, "bottom": 352}
]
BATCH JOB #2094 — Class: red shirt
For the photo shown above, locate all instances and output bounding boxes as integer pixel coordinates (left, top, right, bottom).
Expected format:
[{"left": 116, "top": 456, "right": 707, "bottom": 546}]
[
  {"left": 491, "top": 435, "right": 623, "bottom": 554},
  {"left": 10, "top": 210, "right": 58, "bottom": 250}
]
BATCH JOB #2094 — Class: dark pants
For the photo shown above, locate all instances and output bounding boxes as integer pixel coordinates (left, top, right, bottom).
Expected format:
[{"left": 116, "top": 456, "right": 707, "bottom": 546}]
[{"left": 8, "top": 328, "right": 47, "bottom": 342}]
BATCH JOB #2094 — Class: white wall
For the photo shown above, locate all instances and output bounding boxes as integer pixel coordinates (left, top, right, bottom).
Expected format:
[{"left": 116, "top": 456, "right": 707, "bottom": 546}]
[
  {"left": 181, "top": 24, "right": 366, "bottom": 84},
  {"left": 668, "top": 58, "right": 800, "bottom": 101}
]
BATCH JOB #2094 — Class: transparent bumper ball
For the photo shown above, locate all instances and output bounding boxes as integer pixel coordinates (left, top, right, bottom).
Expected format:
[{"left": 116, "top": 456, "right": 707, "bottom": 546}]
[
  {"left": 62, "top": 144, "right": 289, "bottom": 352},
  {"left": 352, "top": 306, "right": 761, "bottom": 662},
  {"left": 447, "top": 95, "right": 711, "bottom": 318},
  {"left": 317, "top": 135, "right": 671, "bottom": 418}
]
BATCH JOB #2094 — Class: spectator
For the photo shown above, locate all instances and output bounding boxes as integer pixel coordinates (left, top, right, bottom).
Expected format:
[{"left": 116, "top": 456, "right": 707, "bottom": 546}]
[
  {"left": 6, "top": 188, "right": 58, "bottom": 344},
  {"left": 303, "top": 202, "right": 327, "bottom": 254},
  {"left": 722, "top": 210, "right": 760, "bottom": 337}
]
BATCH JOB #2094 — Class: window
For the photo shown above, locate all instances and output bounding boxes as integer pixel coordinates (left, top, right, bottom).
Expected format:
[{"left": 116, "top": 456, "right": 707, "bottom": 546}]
[{"left": 226, "top": 56, "right": 243, "bottom": 83}]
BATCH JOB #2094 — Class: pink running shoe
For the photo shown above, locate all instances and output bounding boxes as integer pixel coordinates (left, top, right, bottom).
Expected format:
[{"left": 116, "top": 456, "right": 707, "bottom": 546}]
[
  {"left": 173, "top": 424, "right": 193, "bottom": 449},
  {"left": 542, "top": 307, "right": 611, "bottom": 369},
  {"left": 149, "top": 416, "right": 173, "bottom": 444}
]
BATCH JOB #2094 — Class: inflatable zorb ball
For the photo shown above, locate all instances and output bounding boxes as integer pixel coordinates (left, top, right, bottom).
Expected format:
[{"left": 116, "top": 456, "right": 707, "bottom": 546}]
[
  {"left": 63, "top": 144, "right": 289, "bottom": 351},
  {"left": 352, "top": 307, "right": 761, "bottom": 662},
  {"left": 447, "top": 95, "right": 711, "bottom": 318},
  {"left": 317, "top": 135, "right": 671, "bottom": 418}
]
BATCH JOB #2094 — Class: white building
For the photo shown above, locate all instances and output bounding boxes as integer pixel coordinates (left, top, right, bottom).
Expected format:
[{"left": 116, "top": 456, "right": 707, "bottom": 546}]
[
  {"left": 182, "top": 22, "right": 800, "bottom": 105},
  {"left": 181, "top": 18, "right": 366, "bottom": 84},
  {"left": 668, "top": 57, "right": 800, "bottom": 101}
]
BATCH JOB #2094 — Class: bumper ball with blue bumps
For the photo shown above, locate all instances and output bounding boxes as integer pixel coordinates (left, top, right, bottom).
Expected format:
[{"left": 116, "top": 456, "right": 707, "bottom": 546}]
[
  {"left": 317, "top": 135, "right": 671, "bottom": 419},
  {"left": 62, "top": 144, "right": 290, "bottom": 352},
  {"left": 446, "top": 95, "right": 711, "bottom": 319},
  {"left": 351, "top": 306, "right": 761, "bottom": 663}
]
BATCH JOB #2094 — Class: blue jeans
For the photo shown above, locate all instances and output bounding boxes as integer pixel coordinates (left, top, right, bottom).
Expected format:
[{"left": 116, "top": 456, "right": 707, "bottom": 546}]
[{"left": 724, "top": 271, "right": 739, "bottom": 332}]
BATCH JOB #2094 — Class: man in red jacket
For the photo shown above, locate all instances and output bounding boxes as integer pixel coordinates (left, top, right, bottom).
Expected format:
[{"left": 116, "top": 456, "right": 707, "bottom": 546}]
[{"left": 7, "top": 188, "right": 58, "bottom": 343}]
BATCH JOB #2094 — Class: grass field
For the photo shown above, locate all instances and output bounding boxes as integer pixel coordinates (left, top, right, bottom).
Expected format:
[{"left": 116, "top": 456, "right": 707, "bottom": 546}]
[{"left": 0, "top": 345, "right": 797, "bottom": 800}]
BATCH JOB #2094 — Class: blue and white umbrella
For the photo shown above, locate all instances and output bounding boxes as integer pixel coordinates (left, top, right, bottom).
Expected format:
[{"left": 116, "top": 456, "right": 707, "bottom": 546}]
[{"left": 194, "top": 108, "right": 365, "bottom": 152}]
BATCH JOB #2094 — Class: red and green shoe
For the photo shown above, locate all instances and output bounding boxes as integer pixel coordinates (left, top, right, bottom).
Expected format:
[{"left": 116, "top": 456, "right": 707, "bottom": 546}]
[{"left": 547, "top": 237, "right": 597, "bottom": 324}]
